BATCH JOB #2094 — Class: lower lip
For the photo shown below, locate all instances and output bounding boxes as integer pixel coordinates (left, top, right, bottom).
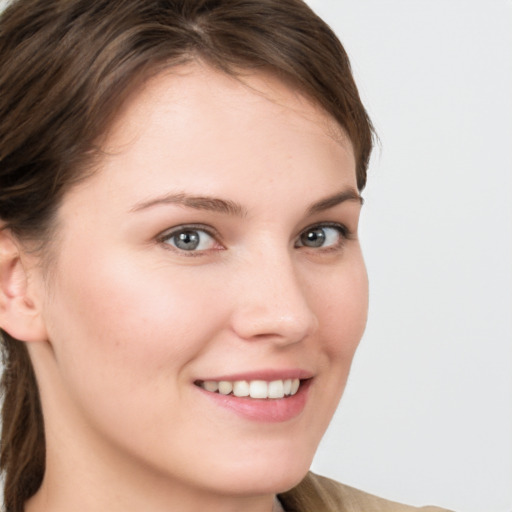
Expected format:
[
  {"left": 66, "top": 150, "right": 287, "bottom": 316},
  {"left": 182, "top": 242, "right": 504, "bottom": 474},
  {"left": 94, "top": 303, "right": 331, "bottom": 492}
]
[{"left": 195, "top": 380, "right": 312, "bottom": 423}]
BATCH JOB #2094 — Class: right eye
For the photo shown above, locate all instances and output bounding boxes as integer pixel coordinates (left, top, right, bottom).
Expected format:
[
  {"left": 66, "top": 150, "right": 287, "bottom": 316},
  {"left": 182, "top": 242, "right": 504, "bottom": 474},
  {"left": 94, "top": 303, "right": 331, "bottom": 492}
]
[{"left": 160, "top": 226, "right": 219, "bottom": 252}]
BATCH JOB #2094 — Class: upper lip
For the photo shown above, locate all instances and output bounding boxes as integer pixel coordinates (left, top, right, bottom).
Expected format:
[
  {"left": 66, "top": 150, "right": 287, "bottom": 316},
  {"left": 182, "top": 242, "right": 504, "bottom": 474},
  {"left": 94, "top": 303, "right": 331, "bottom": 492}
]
[{"left": 195, "top": 368, "right": 314, "bottom": 382}]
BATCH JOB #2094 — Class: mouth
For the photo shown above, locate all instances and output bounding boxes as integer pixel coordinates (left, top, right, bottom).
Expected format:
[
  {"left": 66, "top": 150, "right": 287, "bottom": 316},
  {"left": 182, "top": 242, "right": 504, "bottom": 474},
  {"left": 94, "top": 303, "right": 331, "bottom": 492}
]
[
  {"left": 194, "top": 375, "right": 313, "bottom": 422},
  {"left": 194, "top": 378, "right": 302, "bottom": 399}
]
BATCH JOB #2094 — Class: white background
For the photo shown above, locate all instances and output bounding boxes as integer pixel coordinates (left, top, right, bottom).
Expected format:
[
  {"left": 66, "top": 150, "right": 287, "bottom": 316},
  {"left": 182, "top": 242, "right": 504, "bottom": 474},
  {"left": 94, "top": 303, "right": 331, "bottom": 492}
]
[
  {"left": 0, "top": 1, "right": 510, "bottom": 511},
  {"left": 305, "top": 2, "right": 512, "bottom": 512}
]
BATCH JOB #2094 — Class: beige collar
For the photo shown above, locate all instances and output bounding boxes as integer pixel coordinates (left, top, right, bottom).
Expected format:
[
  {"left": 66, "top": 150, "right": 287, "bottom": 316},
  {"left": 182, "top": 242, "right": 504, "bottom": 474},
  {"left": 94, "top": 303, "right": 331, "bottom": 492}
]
[{"left": 273, "top": 496, "right": 285, "bottom": 512}]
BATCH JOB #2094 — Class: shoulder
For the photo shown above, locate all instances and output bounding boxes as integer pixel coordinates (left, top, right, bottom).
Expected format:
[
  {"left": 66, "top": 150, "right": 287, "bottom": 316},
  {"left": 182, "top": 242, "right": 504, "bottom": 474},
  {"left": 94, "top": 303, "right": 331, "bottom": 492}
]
[{"left": 278, "top": 472, "right": 453, "bottom": 512}]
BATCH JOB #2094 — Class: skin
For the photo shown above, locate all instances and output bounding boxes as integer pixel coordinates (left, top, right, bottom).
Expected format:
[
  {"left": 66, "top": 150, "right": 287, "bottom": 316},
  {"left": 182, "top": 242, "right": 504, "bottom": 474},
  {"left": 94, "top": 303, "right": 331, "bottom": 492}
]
[{"left": 17, "top": 63, "right": 369, "bottom": 512}]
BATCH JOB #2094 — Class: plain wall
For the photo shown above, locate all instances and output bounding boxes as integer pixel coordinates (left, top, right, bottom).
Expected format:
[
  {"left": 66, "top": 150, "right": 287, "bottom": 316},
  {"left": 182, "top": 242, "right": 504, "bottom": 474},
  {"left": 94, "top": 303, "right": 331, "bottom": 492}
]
[{"left": 306, "top": 2, "right": 512, "bottom": 512}]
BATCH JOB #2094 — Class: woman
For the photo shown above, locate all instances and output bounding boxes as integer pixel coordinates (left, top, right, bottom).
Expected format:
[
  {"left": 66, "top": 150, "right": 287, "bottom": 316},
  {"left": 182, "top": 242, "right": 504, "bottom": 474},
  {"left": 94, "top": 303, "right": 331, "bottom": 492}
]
[{"left": 0, "top": 1, "right": 451, "bottom": 511}]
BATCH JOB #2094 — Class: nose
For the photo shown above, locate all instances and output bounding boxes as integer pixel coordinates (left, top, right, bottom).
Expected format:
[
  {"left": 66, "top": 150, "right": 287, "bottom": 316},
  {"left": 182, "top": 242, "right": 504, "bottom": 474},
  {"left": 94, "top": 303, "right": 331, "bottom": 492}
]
[{"left": 229, "top": 249, "right": 319, "bottom": 345}]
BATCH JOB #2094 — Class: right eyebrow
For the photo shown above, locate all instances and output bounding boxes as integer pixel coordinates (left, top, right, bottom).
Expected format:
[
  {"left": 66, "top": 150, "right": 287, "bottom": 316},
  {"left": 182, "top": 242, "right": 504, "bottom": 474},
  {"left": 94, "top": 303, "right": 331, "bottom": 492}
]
[
  {"left": 306, "top": 188, "right": 363, "bottom": 215},
  {"left": 129, "top": 193, "right": 248, "bottom": 218}
]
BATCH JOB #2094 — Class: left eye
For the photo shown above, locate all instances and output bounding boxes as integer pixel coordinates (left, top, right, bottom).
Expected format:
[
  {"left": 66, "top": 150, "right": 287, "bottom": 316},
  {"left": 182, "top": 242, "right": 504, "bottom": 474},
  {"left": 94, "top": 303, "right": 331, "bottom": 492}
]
[
  {"left": 296, "top": 225, "right": 345, "bottom": 249},
  {"left": 161, "top": 228, "right": 217, "bottom": 252}
]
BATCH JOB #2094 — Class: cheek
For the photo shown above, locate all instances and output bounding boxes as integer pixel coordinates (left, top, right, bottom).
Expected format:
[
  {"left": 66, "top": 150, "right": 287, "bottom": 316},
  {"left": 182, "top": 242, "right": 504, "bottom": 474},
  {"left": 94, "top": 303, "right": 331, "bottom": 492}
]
[
  {"left": 296, "top": 257, "right": 368, "bottom": 445},
  {"left": 45, "top": 249, "right": 227, "bottom": 401},
  {"left": 315, "top": 257, "right": 369, "bottom": 360},
  {"left": 42, "top": 250, "right": 235, "bottom": 462}
]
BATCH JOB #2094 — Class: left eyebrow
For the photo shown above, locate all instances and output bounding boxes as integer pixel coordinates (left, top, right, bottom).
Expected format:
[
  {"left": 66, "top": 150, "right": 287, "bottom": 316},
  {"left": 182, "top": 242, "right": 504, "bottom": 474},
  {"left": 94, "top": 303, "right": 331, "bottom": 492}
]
[
  {"left": 129, "top": 193, "right": 247, "bottom": 217},
  {"left": 307, "top": 188, "right": 363, "bottom": 215}
]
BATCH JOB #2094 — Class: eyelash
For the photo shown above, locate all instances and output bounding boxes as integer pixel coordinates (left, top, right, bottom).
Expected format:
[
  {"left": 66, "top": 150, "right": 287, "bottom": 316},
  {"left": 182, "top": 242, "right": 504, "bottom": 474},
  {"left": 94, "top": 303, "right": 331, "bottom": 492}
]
[{"left": 157, "top": 222, "right": 352, "bottom": 256}]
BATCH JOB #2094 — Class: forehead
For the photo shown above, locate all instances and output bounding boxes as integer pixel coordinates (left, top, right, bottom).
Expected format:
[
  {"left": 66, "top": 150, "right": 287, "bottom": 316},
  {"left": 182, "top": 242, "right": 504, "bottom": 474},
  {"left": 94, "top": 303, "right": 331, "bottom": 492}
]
[
  {"left": 58, "top": 61, "right": 358, "bottom": 221},
  {"left": 101, "top": 62, "right": 353, "bottom": 158}
]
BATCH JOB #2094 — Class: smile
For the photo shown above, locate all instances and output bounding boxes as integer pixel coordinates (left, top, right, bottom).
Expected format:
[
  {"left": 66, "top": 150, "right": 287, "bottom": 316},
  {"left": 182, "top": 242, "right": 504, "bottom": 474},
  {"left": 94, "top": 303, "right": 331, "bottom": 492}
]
[{"left": 195, "top": 378, "right": 301, "bottom": 399}]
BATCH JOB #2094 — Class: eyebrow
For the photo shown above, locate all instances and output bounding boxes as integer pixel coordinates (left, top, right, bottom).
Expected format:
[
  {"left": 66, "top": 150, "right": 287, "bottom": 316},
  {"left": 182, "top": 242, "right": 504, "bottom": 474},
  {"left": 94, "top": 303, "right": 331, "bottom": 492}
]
[
  {"left": 307, "top": 189, "right": 363, "bottom": 215},
  {"left": 130, "top": 193, "right": 248, "bottom": 217},
  {"left": 130, "top": 188, "right": 362, "bottom": 217}
]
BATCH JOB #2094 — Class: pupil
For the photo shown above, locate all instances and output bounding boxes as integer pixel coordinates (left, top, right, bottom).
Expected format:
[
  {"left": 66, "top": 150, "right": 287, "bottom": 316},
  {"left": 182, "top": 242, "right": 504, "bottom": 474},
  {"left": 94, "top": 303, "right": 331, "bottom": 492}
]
[
  {"left": 175, "top": 231, "right": 200, "bottom": 250},
  {"left": 303, "top": 228, "right": 325, "bottom": 247}
]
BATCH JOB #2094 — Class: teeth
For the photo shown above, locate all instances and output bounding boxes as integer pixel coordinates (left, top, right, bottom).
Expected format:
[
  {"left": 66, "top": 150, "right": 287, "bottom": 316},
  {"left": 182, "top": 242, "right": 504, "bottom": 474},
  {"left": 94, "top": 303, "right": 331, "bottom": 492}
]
[
  {"left": 249, "top": 380, "right": 268, "bottom": 399},
  {"left": 218, "top": 381, "right": 233, "bottom": 395},
  {"left": 268, "top": 380, "right": 284, "bottom": 399},
  {"left": 233, "top": 380, "right": 250, "bottom": 397},
  {"left": 203, "top": 381, "right": 219, "bottom": 393},
  {"left": 199, "top": 378, "right": 301, "bottom": 399}
]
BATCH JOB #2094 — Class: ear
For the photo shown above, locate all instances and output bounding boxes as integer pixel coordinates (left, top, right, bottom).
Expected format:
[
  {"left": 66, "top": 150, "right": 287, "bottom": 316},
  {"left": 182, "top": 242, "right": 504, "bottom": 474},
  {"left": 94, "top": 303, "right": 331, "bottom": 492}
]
[{"left": 0, "top": 228, "right": 48, "bottom": 343}]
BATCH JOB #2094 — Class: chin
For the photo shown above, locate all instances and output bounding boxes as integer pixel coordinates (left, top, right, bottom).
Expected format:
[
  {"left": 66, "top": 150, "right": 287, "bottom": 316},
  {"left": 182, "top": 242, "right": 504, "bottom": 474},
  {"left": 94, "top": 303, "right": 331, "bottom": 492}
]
[{"left": 204, "top": 445, "right": 315, "bottom": 497}]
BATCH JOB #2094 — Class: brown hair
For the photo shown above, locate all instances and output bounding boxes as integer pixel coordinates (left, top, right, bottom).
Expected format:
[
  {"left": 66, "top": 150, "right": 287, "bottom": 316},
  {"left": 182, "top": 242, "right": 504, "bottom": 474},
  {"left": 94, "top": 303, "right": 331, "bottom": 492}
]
[{"left": 0, "top": 0, "right": 374, "bottom": 510}]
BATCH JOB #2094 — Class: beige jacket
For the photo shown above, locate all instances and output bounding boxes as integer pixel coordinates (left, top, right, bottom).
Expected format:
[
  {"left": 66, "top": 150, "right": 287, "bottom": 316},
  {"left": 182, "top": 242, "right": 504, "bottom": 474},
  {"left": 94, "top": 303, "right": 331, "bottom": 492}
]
[{"left": 278, "top": 472, "right": 452, "bottom": 512}]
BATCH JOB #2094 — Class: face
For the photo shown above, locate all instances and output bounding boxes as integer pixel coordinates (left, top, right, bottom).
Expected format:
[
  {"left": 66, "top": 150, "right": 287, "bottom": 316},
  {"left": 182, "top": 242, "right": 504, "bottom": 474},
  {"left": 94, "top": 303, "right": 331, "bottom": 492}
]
[{"left": 32, "top": 64, "right": 368, "bottom": 501}]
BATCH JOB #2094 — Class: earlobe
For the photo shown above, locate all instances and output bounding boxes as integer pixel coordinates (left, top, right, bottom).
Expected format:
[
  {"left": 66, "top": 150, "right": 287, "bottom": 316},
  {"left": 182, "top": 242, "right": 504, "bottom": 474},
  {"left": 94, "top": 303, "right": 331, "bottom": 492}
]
[{"left": 0, "top": 228, "right": 48, "bottom": 343}]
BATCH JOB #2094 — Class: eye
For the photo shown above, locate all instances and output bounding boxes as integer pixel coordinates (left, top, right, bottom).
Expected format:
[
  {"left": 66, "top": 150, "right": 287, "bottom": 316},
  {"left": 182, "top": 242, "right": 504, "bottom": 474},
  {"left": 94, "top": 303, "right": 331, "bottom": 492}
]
[
  {"left": 295, "top": 224, "right": 347, "bottom": 249},
  {"left": 160, "top": 226, "right": 219, "bottom": 252}
]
